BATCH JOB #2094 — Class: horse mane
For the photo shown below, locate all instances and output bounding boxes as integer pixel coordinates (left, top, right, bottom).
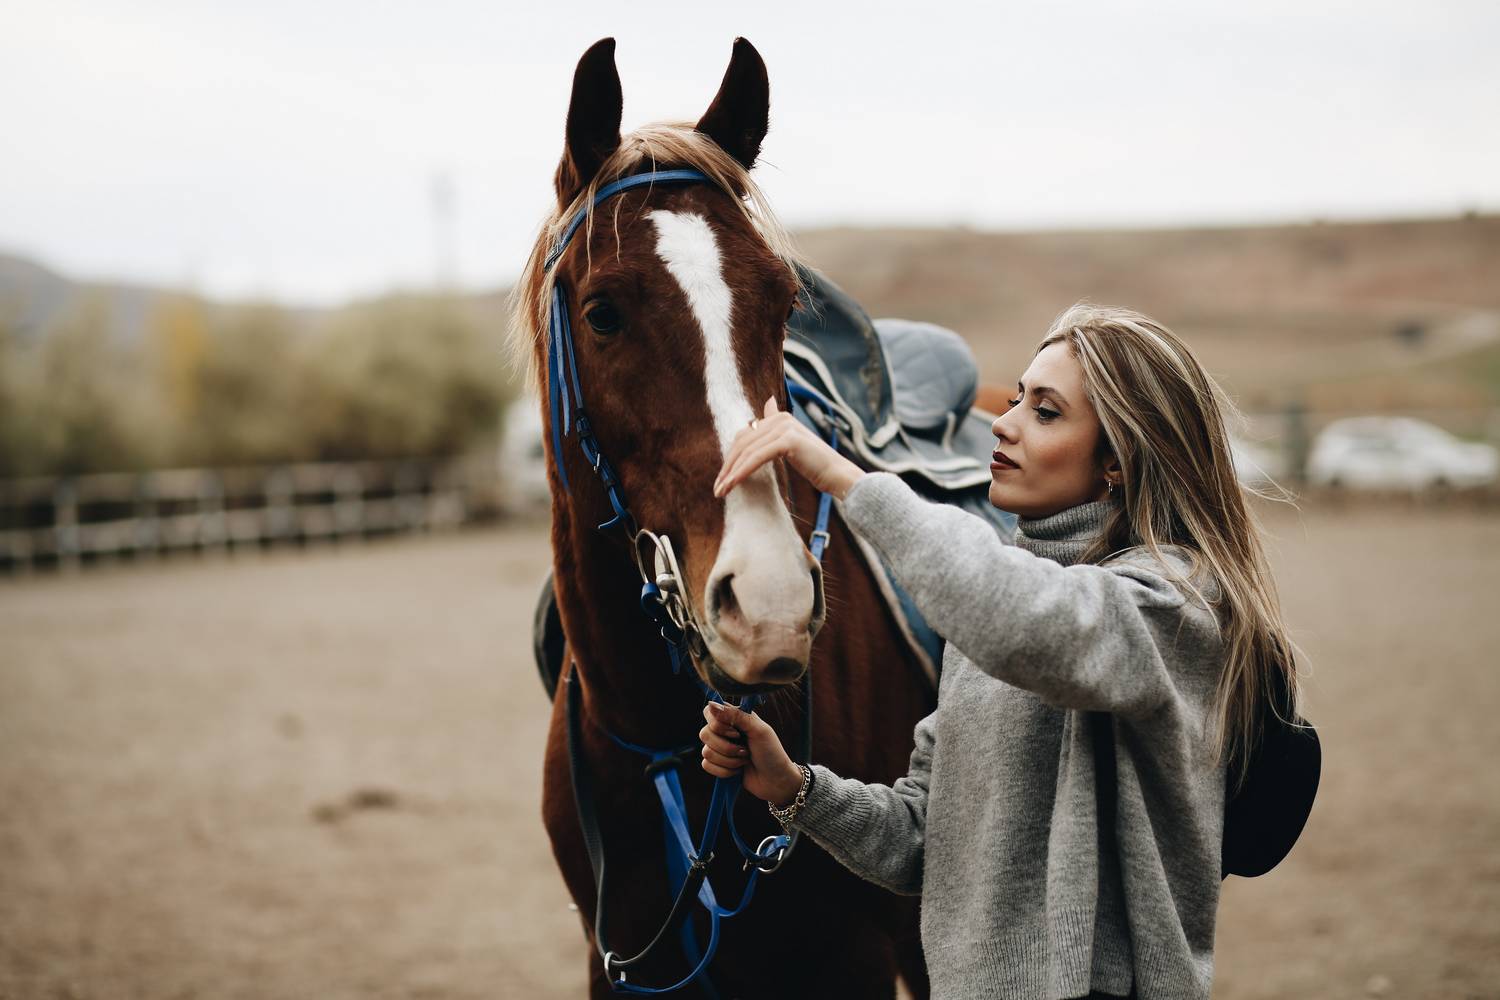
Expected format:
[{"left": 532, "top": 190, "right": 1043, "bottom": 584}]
[{"left": 507, "top": 122, "right": 806, "bottom": 390}]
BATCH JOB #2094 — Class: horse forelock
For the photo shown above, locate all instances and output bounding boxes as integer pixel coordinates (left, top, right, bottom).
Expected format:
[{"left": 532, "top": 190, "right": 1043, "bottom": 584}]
[{"left": 507, "top": 121, "right": 804, "bottom": 391}]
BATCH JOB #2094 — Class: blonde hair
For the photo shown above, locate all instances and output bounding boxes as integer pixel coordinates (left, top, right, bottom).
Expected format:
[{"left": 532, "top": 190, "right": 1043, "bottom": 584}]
[
  {"left": 1039, "top": 303, "right": 1300, "bottom": 786},
  {"left": 507, "top": 122, "right": 805, "bottom": 389}
]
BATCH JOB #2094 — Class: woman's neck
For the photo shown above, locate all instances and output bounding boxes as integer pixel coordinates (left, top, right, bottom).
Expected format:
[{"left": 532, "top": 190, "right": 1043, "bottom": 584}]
[{"left": 1013, "top": 501, "right": 1114, "bottom": 566}]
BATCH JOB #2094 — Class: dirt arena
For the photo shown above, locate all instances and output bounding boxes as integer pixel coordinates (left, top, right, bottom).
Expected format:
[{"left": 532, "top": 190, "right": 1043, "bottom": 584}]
[{"left": 2, "top": 501, "right": 1497, "bottom": 999}]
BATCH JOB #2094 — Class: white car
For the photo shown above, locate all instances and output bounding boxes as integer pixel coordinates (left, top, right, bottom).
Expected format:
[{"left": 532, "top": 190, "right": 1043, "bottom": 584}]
[{"left": 1307, "top": 417, "right": 1498, "bottom": 491}]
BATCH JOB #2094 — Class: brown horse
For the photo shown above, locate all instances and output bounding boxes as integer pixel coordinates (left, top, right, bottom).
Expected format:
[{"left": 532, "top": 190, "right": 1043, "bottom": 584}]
[{"left": 513, "top": 38, "right": 934, "bottom": 998}]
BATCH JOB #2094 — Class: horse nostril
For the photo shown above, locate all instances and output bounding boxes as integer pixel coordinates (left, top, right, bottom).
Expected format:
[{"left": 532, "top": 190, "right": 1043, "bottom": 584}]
[
  {"left": 764, "top": 657, "right": 804, "bottom": 682},
  {"left": 711, "top": 573, "right": 738, "bottom": 622},
  {"left": 808, "top": 564, "right": 826, "bottom": 633}
]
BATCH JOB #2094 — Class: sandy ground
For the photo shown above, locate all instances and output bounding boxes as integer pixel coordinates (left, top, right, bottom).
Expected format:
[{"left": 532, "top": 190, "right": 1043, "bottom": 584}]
[{"left": 1, "top": 503, "right": 1497, "bottom": 999}]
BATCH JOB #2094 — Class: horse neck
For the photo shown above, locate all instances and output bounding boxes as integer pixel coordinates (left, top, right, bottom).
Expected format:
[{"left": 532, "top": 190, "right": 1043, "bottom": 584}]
[{"left": 550, "top": 499, "right": 709, "bottom": 747}]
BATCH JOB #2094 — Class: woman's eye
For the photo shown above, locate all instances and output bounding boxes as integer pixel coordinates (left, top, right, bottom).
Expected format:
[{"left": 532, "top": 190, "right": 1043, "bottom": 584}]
[
  {"left": 584, "top": 301, "right": 622, "bottom": 335},
  {"left": 1035, "top": 406, "right": 1061, "bottom": 422},
  {"left": 1006, "top": 397, "right": 1021, "bottom": 409}
]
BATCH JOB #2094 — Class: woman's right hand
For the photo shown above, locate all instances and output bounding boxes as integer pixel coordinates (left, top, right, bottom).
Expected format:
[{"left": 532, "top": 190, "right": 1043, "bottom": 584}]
[{"left": 699, "top": 701, "right": 805, "bottom": 807}]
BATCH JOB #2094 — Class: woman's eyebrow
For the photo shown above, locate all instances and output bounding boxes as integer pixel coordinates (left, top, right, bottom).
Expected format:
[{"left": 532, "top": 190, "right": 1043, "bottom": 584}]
[{"left": 1019, "top": 382, "right": 1070, "bottom": 408}]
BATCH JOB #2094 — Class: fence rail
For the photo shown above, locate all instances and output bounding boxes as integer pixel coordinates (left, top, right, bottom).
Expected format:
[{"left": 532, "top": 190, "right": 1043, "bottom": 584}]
[{"left": 0, "top": 454, "right": 504, "bottom": 572}]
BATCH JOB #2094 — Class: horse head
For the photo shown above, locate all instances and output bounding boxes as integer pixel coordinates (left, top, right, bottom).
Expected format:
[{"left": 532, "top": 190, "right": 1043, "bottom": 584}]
[{"left": 516, "top": 38, "right": 826, "bottom": 696}]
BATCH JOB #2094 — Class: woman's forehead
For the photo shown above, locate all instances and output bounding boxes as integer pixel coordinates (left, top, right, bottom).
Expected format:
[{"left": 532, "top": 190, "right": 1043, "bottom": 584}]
[{"left": 1021, "top": 341, "right": 1085, "bottom": 394}]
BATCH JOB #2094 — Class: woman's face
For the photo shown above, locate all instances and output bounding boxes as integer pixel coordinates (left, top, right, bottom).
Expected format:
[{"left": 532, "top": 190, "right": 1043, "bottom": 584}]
[{"left": 989, "top": 342, "right": 1115, "bottom": 518}]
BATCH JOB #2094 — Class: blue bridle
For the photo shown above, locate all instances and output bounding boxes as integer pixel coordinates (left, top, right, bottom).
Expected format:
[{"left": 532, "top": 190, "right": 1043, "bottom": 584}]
[
  {"left": 546, "top": 169, "right": 841, "bottom": 995},
  {"left": 543, "top": 168, "right": 711, "bottom": 521}
]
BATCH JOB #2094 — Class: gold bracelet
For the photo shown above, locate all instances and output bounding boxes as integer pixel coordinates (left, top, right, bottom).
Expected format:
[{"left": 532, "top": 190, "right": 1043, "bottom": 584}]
[{"left": 767, "top": 764, "right": 812, "bottom": 831}]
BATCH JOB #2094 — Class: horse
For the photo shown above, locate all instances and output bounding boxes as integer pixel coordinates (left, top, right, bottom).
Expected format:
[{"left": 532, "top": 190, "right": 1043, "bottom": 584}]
[{"left": 512, "top": 38, "right": 935, "bottom": 998}]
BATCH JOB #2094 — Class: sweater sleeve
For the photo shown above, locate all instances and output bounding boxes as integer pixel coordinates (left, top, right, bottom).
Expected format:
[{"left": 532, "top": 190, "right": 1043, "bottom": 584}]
[
  {"left": 788, "top": 708, "right": 935, "bottom": 896},
  {"left": 840, "top": 472, "right": 1216, "bottom": 718}
]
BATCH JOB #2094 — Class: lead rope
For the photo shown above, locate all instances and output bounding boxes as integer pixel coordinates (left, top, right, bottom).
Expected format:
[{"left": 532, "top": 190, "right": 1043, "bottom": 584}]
[{"left": 563, "top": 419, "right": 833, "bottom": 994}]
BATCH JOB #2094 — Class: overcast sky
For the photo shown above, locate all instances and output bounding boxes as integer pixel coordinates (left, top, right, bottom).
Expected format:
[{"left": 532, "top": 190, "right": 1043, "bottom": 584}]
[{"left": 2, "top": 0, "right": 1496, "bottom": 304}]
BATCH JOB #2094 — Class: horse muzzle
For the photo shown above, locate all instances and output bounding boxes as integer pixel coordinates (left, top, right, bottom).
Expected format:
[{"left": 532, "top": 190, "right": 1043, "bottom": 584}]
[{"left": 700, "top": 555, "right": 824, "bottom": 689}]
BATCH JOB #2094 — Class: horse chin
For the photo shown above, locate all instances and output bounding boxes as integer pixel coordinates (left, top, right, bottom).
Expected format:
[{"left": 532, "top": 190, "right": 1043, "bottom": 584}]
[{"left": 698, "top": 649, "right": 808, "bottom": 698}]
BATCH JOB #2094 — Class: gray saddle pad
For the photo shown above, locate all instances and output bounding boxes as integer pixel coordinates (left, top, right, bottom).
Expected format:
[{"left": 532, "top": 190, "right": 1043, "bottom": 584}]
[
  {"left": 784, "top": 266, "right": 896, "bottom": 444},
  {"left": 784, "top": 269, "right": 1015, "bottom": 537}
]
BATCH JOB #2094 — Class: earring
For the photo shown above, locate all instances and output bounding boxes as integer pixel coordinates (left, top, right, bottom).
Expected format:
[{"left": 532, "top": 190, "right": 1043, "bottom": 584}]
[{"left": 1106, "top": 480, "right": 1116, "bottom": 496}]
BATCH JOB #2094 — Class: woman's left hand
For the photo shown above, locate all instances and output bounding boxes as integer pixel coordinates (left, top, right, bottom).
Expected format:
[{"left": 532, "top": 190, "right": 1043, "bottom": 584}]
[{"left": 713, "top": 397, "right": 865, "bottom": 500}]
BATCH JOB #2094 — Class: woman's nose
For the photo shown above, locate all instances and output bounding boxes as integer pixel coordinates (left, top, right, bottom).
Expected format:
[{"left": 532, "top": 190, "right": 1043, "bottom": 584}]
[{"left": 992, "top": 408, "right": 1019, "bottom": 443}]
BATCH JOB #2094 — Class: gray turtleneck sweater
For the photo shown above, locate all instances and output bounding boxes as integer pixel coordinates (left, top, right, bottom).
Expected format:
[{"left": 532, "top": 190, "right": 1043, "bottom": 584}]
[{"left": 795, "top": 473, "right": 1227, "bottom": 1000}]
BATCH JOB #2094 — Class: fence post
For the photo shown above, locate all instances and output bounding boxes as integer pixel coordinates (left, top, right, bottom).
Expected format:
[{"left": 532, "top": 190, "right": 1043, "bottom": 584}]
[
  {"left": 395, "top": 462, "right": 425, "bottom": 531},
  {"left": 199, "top": 471, "right": 226, "bottom": 553},
  {"left": 54, "top": 479, "right": 80, "bottom": 572},
  {"left": 333, "top": 466, "right": 364, "bottom": 541},
  {"left": 265, "top": 468, "right": 295, "bottom": 544},
  {"left": 134, "top": 473, "right": 160, "bottom": 559},
  {"left": 1283, "top": 397, "right": 1309, "bottom": 486}
]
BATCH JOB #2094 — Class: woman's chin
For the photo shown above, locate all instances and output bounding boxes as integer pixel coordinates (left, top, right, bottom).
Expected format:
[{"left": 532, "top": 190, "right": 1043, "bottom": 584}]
[
  {"left": 990, "top": 483, "right": 1058, "bottom": 520},
  {"left": 988, "top": 481, "right": 1022, "bottom": 516}
]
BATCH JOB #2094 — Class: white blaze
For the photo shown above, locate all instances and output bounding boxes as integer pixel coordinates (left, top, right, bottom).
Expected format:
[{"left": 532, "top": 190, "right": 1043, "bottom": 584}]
[
  {"left": 649, "top": 209, "right": 813, "bottom": 650},
  {"left": 648, "top": 210, "right": 753, "bottom": 446}
]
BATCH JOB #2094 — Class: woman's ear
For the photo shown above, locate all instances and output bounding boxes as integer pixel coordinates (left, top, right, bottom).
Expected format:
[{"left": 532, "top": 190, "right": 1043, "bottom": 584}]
[{"left": 1100, "top": 451, "right": 1123, "bottom": 489}]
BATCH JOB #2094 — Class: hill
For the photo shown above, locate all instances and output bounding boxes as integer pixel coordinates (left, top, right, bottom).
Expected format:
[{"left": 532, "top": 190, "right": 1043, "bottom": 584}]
[
  {"left": 6, "top": 213, "right": 1496, "bottom": 425},
  {"left": 792, "top": 214, "right": 1500, "bottom": 416}
]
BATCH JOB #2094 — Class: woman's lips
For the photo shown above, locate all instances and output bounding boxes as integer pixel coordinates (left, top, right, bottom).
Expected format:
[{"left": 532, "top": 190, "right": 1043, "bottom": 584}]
[{"left": 991, "top": 450, "right": 1020, "bottom": 471}]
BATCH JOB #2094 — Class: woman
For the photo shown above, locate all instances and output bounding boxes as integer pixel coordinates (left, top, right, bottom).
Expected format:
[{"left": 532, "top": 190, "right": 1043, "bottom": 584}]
[{"left": 705, "top": 304, "right": 1299, "bottom": 1000}]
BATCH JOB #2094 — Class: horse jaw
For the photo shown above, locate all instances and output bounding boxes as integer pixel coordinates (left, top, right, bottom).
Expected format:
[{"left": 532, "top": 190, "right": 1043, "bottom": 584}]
[{"left": 648, "top": 207, "right": 824, "bottom": 689}]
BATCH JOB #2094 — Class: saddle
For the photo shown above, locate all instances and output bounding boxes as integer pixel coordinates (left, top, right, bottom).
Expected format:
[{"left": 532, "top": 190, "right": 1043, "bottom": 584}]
[{"left": 785, "top": 266, "right": 1015, "bottom": 537}]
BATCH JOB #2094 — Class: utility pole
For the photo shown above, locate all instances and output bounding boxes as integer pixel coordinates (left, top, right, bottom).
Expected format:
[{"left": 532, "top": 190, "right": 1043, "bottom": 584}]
[{"left": 430, "top": 170, "right": 457, "bottom": 293}]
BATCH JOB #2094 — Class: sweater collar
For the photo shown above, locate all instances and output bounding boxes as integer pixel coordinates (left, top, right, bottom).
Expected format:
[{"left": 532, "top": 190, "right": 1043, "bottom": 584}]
[{"left": 1014, "top": 500, "right": 1114, "bottom": 567}]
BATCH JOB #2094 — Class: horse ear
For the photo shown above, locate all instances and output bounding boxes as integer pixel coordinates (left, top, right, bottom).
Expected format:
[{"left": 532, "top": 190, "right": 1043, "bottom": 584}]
[
  {"left": 695, "top": 37, "right": 769, "bottom": 170},
  {"left": 555, "top": 37, "right": 623, "bottom": 208}
]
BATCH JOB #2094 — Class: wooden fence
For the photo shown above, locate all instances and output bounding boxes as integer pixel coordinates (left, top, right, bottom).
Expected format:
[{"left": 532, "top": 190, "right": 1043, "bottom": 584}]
[{"left": 0, "top": 454, "right": 505, "bottom": 573}]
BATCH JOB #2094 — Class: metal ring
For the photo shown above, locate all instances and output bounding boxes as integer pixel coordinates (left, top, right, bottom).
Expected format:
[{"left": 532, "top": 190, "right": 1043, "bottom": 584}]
[
  {"left": 749, "top": 835, "right": 790, "bottom": 875},
  {"left": 603, "top": 951, "right": 625, "bottom": 983}
]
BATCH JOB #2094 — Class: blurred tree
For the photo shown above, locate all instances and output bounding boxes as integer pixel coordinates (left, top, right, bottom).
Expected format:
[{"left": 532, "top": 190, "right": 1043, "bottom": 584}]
[
  {"left": 24, "top": 295, "right": 148, "bottom": 475},
  {"left": 0, "top": 313, "right": 38, "bottom": 477},
  {"left": 150, "top": 292, "right": 210, "bottom": 422},
  {"left": 303, "top": 294, "right": 507, "bottom": 461},
  {"left": 184, "top": 302, "right": 306, "bottom": 465},
  {"left": 1, "top": 288, "right": 511, "bottom": 476}
]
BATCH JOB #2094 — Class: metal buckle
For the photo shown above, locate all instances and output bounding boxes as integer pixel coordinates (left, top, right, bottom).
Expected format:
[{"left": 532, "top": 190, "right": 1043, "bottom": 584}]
[
  {"left": 809, "top": 529, "right": 831, "bottom": 550},
  {"left": 744, "top": 835, "right": 790, "bottom": 875},
  {"left": 603, "top": 951, "right": 625, "bottom": 984},
  {"left": 632, "top": 528, "right": 698, "bottom": 641}
]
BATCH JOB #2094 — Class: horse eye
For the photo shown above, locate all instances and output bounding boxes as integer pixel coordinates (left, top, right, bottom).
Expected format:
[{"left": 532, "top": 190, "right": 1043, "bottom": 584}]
[{"left": 584, "top": 300, "right": 622, "bottom": 335}]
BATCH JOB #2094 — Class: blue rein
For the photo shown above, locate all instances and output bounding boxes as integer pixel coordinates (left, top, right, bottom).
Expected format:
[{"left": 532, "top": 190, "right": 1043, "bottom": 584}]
[{"left": 547, "top": 169, "right": 840, "bottom": 995}]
